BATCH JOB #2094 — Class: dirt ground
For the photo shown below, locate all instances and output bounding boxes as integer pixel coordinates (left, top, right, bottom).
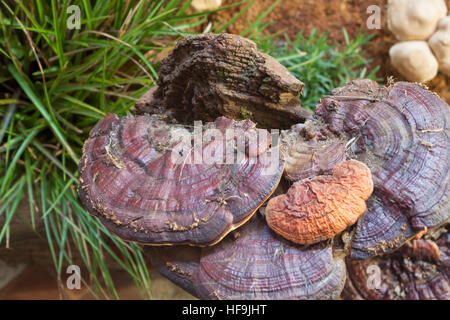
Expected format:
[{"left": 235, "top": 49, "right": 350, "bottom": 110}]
[{"left": 209, "top": 0, "right": 449, "bottom": 103}]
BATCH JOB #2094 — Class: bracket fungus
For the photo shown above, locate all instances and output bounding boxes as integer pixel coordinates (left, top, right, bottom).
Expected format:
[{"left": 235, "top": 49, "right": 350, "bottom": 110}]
[
  {"left": 282, "top": 79, "right": 450, "bottom": 259},
  {"left": 265, "top": 160, "right": 374, "bottom": 245},
  {"left": 387, "top": 0, "right": 448, "bottom": 41},
  {"left": 146, "top": 215, "right": 346, "bottom": 300},
  {"left": 342, "top": 228, "right": 449, "bottom": 300},
  {"left": 135, "top": 33, "right": 312, "bottom": 129},
  {"left": 78, "top": 114, "right": 282, "bottom": 246},
  {"left": 77, "top": 32, "right": 450, "bottom": 299}
]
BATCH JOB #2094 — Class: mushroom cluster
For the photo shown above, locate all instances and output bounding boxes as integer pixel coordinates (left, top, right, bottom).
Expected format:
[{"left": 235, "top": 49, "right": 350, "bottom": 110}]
[
  {"left": 388, "top": 0, "right": 449, "bottom": 81},
  {"left": 78, "top": 34, "right": 450, "bottom": 300},
  {"left": 289, "top": 79, "right": 450, "bottom": 260}
]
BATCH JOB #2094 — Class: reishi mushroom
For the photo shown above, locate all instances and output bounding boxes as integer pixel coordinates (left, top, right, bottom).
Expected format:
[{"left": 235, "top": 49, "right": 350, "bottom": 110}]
[
  {"left": 265, "top": 160, "right": 374, "bottom": 245},
  {"left": 342, "top": 228, "right": 449, "bottom": 300},
  {"left": 429, "top": 16, "right": 450, "bottom": 76},
  {"left": 79, "top": 114, "right": 283, "bottom": 246},
  {"left": 77, "top": 32, "right": 450, "bottom": 300},
  {"left": 283, "top": 79, "right": 450, "bottom": 259},
  {"left": 146, "top": 215, "right": 347, "bottom": 300},
  {"left": 135, "top": 33, "right": 312, "bottom": 129},
  {"left": 389, "top": 41, "right": 439, "bottom": 82},
  {"left": 387, "top": 0, "right": 448, "bottom": 41},
  {"left": 79, "top": 78, "right": 449, "bottom": 298}
]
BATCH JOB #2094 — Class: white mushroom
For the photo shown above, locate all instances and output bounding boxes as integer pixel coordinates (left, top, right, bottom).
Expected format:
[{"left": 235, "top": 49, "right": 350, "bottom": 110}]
[
  {"left": 387, "top": 0, "right": 448, "bottom": 41},
  {"left": 429, "top": 16, "right": 450, "bottom": 76},
  {"left": 389, "top": 41, "right": 439, "bottom": 82},
  {"left": 191, "top": 0, "right": 222, "bottom": 12}
]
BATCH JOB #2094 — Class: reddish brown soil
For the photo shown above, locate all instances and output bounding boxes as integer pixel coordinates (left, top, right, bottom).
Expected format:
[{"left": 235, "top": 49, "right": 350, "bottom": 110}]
[{"left": 209, "top": 0, "right": 449, "bottom": 103}]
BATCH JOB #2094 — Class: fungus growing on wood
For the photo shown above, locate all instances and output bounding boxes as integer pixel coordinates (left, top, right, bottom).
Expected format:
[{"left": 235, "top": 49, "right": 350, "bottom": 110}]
[
  {"left": 429, "top": 16, "right": 450, "bottom": 76},
  {"left": 75, "top": 31, "right": 450, "bottom": 300},
  {"left": 387, "top": 0, "right": 448, "bottom": 41},
  {"left": 265, "top": 160, "right": 374, "bottom": 245},
  {"left": 389, "top": 41, "right": 439, "bottom": 82},
  {"left": 146, "top": 215, "right": 346, "bottom": 300},
  {"left": 342, "top": 228, "right": 449, "bottom": 300},
  {"left": 78, "top": 114, "right": 283, "bottom": 246},
  {"left": 283, "top": 79, "right": 449, "bottom": 259},
  {"left": 135, "top": 33, "right": 312, "bottom": 129}
]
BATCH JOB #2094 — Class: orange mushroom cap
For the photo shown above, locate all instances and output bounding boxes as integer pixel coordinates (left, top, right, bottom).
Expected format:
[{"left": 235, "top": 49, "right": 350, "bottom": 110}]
[{"left": 265, "top": 159, "right": 374, "bottom": 245}]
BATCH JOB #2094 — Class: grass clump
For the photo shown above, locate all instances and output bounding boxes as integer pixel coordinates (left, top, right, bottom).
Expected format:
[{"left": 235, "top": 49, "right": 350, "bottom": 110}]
[{"left": 0, "top": 0, "right": 226, "bottom": 299}]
